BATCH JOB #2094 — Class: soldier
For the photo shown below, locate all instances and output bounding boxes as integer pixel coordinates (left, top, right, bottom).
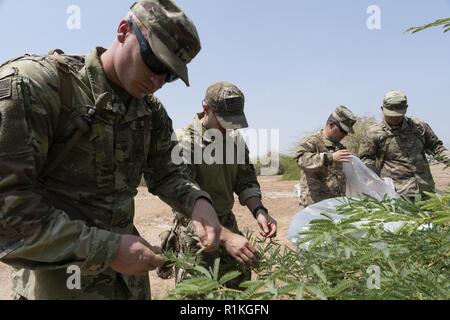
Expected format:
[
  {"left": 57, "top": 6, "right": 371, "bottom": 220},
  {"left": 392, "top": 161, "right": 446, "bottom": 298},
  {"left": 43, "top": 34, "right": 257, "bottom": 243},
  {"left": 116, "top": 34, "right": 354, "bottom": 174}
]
[
  {"left": 167, "top": 81, "right": 277, "bottom": 288},
  {"left": 0, "top": 0, "right": 222, "bottom": 300},
  {"left": 294, "top": 106, "right": 357, "bottom": 207},
  {"left": 359, "top": 90, "right": 449, "bottom": 198}
]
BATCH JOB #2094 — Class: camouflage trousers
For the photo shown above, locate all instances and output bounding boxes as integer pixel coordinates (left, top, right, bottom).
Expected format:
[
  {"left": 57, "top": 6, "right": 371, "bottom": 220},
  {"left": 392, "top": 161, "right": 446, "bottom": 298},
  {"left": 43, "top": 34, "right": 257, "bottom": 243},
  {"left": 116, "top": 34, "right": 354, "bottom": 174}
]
[{"left": 159, "top": 212, "right": 251, "bottom": 290}]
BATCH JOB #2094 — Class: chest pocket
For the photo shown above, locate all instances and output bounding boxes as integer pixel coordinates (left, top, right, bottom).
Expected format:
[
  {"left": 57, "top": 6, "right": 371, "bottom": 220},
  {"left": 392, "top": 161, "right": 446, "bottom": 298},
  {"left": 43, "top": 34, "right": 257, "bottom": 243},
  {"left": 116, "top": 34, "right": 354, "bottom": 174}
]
[
  {"left": 38, "top": 103, "right": 115, "bottom": 190},
  {"left": 115, "top": 117, "right": 152, "bottom": 189},
  {"left": 389, "top": 131, "right": 425, "bottom": 162}
]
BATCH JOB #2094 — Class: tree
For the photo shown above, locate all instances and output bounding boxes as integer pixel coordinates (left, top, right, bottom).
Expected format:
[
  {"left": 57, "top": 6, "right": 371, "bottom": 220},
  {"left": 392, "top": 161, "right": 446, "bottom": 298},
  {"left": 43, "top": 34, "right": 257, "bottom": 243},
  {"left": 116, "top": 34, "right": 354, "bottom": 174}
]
[
  {"left": 165, "top": 194, "right": 450, "bottom": 300},
  {"left": 341, "top": 116, "right": 377, "bottom": 154},
  {"left": 406, "top": 18, "right": 450, "bottom": 34}
]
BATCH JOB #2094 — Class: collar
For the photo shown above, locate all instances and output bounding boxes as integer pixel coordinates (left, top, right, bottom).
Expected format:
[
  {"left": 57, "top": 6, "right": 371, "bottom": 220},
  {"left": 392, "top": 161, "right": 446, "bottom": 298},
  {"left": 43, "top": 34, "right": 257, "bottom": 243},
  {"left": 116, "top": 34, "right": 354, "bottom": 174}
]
[
  {"left": 192, "top": 112, "right": 236, "bottom": 145},
  {"left": 193, "top": 112, "right": 213, "bottom": 143},
  {"left": 81, "top": 47, "right": 151, "bottom": 121},
  {"left": 320, "top": 130, "right": 338, "bottom": 147},
  {"left": 381, "top": 117, "right": 410, "bottom": 133}
]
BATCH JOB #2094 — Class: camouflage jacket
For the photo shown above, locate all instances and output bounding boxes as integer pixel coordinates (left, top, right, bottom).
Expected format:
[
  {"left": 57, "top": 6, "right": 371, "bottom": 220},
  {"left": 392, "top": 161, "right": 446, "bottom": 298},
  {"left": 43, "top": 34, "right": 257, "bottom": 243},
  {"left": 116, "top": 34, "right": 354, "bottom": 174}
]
[
  {"left": 358, "top": 117, "right": 449, "bottom": 197},
  {"left": 173, "top": 113, "right": 261, "bottom": 226},
  {"left": 0, "top": 48, "right": 210, "bottom": 300},
  {"left": 294, "top": 130, "right": 346, "bottom": 207}
]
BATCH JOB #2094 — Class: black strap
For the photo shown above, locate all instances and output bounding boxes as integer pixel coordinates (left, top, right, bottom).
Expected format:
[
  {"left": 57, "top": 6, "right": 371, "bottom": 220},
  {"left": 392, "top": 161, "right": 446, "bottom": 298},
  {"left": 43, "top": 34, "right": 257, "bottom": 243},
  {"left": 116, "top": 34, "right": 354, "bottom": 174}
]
[{"left": 39, "top": 52, "right": 108, "bottom": 179}]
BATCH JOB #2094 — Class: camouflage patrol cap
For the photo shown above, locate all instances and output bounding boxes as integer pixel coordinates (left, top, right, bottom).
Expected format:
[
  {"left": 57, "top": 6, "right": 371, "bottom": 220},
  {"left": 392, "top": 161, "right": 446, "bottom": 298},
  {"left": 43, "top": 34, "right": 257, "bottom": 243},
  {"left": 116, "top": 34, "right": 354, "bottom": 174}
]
[
  {"left": 382, "top": 90, "right": 408, "bottom": 117},
  {"left": 204, "top": 81, "right": 248, "bottom": 130},
  {"left": 331, "top": 106, "right": 357, "bottom": 134},
  {"left": 130, "top": 0, "right": 201, "bottom": 86}
]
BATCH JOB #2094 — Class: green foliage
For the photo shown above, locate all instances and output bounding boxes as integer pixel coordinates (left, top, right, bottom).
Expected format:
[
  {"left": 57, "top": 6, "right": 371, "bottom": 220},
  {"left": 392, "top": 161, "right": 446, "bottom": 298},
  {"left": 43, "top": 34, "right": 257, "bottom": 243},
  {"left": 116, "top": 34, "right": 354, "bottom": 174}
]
[
  {"left": 280, "top": 154, "right": 301, "bottom": 181},
  {"left": 406, "top": 18, "right": 450, "bottom": 34},
  {"left": 165, "top": 193, "right": 450, "bottom": 300},
  {"left": 341, "top": 116, "right": 377, "bottom": 154},
  {"left": 253, "top": 152, "right": 301, "bottom": 180},
  {"left": 253, "top": 152, "right": 281, "bottom": 176}
]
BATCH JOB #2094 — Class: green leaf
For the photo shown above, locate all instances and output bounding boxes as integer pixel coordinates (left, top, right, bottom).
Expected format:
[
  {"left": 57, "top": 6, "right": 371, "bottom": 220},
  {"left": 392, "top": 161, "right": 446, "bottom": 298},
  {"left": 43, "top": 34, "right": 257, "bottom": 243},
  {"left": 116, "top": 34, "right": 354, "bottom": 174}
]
[
  {"left": 193, "top": 265, "right": 212, "bottom": 279},
  {"left": 432, "top": 216, "right": 450, "bottom": 225},
  {"left": 296, "top": 283, "right": 305, "bottom": 300},
  {"left": 305, "top": 285, "right": 327, "bottom": 300},
  {"left": 212, "top": 258, "right": 221, "bottom": 281},
  {"left": 311, "top": 264, "right": 327, "bottom": 284},
  {"left": 219, "top": 271, "right": 242, "bottom": 285}
]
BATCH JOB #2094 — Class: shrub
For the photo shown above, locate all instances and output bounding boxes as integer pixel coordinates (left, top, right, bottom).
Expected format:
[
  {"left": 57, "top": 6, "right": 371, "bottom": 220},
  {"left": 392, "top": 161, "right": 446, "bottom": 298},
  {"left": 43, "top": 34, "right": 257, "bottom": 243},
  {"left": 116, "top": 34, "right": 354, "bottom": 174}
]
[{"left": 164, "top": 193, "right": 450, "bottom": 300}]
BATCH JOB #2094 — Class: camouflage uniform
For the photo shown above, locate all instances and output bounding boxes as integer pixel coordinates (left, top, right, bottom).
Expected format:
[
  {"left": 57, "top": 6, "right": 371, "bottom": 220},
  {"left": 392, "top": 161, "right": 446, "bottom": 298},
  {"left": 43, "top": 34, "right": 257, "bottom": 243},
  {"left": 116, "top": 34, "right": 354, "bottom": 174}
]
[
  {"left": 0, "top": 0, "right": 209, "bottom": 300},
  {"left": 359, "top": 117, "right": 449, "bottom": 197},
  {"left": 294, "top": 106, "right": 356, "bottom": 207},
  {"left": 172, "top": 83, "right": 261, "bottom": 288},
  {"left": 358, "top": 90, "right": 449, "bottom": 197}
]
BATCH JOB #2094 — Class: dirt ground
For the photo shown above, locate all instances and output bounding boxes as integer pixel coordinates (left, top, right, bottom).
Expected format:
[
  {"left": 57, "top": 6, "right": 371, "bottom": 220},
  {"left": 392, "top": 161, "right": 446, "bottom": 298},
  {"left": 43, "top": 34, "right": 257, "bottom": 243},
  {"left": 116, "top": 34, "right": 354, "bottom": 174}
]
[{"left": 0, "top": 165, "right": 448, "bottom": 300}]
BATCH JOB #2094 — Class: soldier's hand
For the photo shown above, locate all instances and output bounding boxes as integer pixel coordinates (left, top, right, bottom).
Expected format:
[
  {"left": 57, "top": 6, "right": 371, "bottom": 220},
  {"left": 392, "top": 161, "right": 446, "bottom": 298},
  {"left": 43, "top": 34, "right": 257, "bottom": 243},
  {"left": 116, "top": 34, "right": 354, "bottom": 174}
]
[
  {"left": 332, "top": 150, "right": 353, "bottom": 163},
  {"left": 110, "top": 235, "right": 164, "bottom": 276},
  {"left": 191, "top": 198, "right": 222, "bottom": 252},
  {"left": 220, "top": 228, "right": 258, "bottom": 267},
  {"left": 256, "top": 212, "right": 277, "bottom": 238}
]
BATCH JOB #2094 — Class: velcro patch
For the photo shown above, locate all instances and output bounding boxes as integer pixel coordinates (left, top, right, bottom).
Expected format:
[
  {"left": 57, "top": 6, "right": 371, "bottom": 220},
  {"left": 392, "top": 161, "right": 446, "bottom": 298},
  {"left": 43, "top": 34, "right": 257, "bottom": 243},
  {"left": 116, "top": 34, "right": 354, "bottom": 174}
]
[
  {"left": 0, "top": 67, "right": 17, "bottom": 80},
  {"left": 0, "top": 78, "right": 12, "bottom": 100}
]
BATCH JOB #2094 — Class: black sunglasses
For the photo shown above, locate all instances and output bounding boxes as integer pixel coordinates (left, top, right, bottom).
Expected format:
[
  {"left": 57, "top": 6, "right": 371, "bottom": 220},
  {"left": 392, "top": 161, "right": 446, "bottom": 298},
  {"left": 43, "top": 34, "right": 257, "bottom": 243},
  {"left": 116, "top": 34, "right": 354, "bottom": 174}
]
[{"left": 129, "top": 19, "right": 179, "bottom": 83}]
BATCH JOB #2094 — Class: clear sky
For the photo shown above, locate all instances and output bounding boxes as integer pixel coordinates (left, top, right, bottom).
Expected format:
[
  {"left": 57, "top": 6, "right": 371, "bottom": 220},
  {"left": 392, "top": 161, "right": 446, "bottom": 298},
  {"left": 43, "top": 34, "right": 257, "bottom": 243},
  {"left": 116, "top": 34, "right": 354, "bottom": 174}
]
[{"left": 1, "top": 0, "right": 449, "bottom": 156}]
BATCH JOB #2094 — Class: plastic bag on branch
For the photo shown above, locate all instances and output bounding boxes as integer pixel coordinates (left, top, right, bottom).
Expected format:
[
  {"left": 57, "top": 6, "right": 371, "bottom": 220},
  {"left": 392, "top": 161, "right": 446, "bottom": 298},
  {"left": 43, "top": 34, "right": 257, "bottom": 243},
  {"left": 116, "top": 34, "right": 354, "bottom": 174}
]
[
  {"left": 343, "top": 156, "right": 398, "bottom": 200},
  {"left": 288, "top": 156, "right": 401, "bottom": 246}
]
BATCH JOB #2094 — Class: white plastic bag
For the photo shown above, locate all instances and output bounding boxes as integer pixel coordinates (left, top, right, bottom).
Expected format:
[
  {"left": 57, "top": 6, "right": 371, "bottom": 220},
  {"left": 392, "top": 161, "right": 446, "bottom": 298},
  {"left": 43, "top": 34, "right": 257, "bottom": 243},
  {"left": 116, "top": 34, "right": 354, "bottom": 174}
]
[
  {"left": 287, "top": 197, "right": 406, "bottom": 249},
  {"left": 287, "top": 197, "right": 347, "bottom": 244},
  {"left": 288, "top": 156, "right": 401, "bottom": 247},
  {"left": 343, "top": 156, "right": 399, "bottom": 200}
]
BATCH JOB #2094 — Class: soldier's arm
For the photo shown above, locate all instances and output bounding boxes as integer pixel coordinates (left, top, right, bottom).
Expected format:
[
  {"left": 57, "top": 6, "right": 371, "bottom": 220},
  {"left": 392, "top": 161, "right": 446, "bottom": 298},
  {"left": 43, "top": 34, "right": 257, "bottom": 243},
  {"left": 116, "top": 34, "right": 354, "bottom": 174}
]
[
  {"left": 0, "top": 72, "right": 121, "bottom": 275},
  {"left": 294, "top": 139, "right": 331, "bottom": 172},
  {"left": 358, "top": 132, "right": 379, "bottom": 174},
  {"left": 143, "top": 100, "right": 211, "bottom": 217},
  {"left": 421, "top": 121, "right": 450, "bottom": 164},
  {"left": 233, "top": 145, "right": 277, "bottom": 237},
  {"left": 234, "top": 141, "right": 262, "bottom": 206},
  {"left": 176, "top": 128, "right": 196, "bottom": 181}
]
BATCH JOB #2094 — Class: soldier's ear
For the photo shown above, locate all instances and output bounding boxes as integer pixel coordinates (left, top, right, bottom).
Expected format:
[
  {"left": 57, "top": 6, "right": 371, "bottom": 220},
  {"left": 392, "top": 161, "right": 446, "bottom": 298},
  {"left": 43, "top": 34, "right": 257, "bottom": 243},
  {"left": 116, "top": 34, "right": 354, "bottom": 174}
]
[
  {"left": 203, "top": 102, "right": 209, "bottom": 114},
  {"left": 117, "top": 20, "right": 129, "bottom": 43}
]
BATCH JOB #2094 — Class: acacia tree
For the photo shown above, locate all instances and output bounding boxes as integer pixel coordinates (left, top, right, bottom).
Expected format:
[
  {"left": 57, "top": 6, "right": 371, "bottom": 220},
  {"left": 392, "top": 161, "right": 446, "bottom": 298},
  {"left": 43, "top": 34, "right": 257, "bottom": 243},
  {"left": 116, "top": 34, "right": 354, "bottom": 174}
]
[{"left": 406, "top": 18, "right": 450, "bottom": 33}]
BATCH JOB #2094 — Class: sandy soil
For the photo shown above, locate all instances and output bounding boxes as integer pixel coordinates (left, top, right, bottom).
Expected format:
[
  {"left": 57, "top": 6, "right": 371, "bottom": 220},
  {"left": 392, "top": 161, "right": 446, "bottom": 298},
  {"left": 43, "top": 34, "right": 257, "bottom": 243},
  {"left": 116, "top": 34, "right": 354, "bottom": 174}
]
[{"left": 0, "top": 165, "right": 448, "bottom": 300}]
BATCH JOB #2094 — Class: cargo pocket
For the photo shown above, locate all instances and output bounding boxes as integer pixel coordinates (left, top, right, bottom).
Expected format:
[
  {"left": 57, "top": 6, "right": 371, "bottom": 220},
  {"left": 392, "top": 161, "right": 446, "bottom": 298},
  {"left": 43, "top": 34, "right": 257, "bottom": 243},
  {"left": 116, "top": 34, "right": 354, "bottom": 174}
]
[
  {"left": 115, "top": 118, "right": 152, "bottom": 189},
  {"left": 129, "top": 119, "right": 150, "bottom": 187},
  {"left": 91, "top": 122, "right": 115, "bottom": 189}
]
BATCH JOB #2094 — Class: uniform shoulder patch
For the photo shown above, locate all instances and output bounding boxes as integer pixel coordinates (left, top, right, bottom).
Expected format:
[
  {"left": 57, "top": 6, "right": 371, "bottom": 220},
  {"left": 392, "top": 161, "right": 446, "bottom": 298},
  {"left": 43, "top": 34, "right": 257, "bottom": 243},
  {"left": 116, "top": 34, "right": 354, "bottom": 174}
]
[{"left": 0, "top": 78, "right": 12, "bottom": 100}]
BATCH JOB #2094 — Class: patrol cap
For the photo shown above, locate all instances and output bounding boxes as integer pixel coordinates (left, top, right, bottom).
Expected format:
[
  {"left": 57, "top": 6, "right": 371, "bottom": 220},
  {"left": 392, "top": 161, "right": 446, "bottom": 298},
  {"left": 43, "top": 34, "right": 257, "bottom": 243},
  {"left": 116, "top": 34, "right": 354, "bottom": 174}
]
[
  {"left": 382, "top": 90, "right": 408, "bottom": 117},
  {"left": 204, "top": 81, "right": 248, "bottom": 130},
  {"left": 130, "top": 0, "right": 201, "bottom": 86},
  {"left": 331, "top": 106, "right": 357, "bottom": 134}
]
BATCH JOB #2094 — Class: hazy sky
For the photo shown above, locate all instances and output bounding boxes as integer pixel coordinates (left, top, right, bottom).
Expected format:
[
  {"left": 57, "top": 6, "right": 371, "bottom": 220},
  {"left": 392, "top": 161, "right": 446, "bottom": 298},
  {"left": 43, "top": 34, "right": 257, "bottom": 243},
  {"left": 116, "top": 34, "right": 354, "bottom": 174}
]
[{"left": 1, "top": 0, "right": 449, "bottom": 156}]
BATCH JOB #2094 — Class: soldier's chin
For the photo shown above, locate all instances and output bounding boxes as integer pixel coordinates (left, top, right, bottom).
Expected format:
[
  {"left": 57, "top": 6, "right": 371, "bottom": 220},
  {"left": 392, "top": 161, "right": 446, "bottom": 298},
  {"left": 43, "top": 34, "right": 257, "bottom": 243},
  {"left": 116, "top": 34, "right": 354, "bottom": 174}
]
[{"left": 129, "top": 89, "right": 151, "bottom": 99}]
